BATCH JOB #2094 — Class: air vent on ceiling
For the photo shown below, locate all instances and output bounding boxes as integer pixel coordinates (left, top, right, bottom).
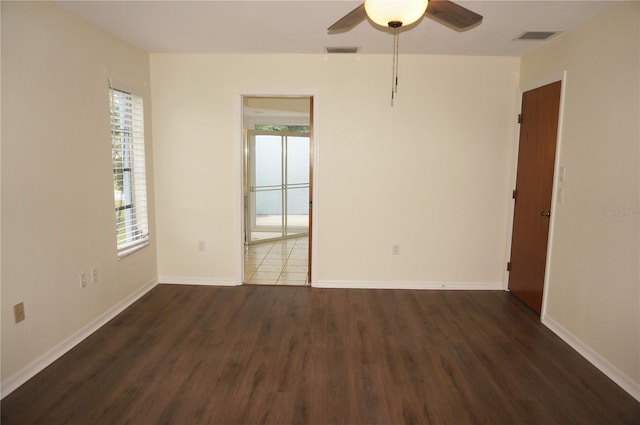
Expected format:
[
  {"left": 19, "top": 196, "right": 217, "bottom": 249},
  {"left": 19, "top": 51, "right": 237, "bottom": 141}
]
[
  {"left": 516, "top": 31, "right": 560, "bottom": 41},
  {"left": 326, "top": 47, "right": 359, "bottom": 54}
]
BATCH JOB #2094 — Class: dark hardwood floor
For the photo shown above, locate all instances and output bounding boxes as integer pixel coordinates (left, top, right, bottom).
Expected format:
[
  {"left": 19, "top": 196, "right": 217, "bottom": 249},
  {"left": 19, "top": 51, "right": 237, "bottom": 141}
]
[{"left": 2, "top": 284, "right": 639, "bottom": 424}]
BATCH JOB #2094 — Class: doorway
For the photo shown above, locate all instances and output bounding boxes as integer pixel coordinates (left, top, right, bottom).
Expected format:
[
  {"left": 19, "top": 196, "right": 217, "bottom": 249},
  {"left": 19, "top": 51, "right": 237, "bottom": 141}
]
[
  {"left": 242, "top": 96, "right": 313, "bottom": 285},
  {"left": 508, "top": 81, "right": 562, "bottom": 315}
]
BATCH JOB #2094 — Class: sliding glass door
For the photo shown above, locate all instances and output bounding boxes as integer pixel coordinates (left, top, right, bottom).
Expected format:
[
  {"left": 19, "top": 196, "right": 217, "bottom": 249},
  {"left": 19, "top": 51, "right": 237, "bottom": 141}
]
[{"left": 245, "top": 131, "right": 309, "bottom": 244}]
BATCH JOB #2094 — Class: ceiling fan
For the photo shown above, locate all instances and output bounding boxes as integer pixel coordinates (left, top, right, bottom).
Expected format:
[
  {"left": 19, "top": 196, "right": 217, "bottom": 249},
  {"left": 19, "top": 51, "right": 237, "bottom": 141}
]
[
  {"left": 328, "top": 0, "right": 483, "bottom": 105},
  {"left": 327, "top": 0, "right": 483, "bottom": 34}
]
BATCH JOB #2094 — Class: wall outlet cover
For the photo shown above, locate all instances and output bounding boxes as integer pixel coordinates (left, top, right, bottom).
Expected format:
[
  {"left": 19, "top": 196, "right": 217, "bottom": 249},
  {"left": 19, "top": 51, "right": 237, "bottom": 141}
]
[{"left": 14, "top": 302, "right": 25, "bottom": 323}]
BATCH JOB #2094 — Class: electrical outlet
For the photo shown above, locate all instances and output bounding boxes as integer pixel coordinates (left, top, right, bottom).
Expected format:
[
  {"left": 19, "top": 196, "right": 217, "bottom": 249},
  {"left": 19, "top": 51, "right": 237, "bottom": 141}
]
[
  {"left": 14, "top": 302, "right": 25, "bottom": 323},
  {"left": 80, "top": 273, "right": 87, "bottom": 288},
  {"left": 91, "top": 268, "right": 98, "bottom": 284},
  {"left": 198, "top": 240, "right": 206, "bottom": 252},
  {"left": 392, "top": 244, "right": 400, "bottom": 255},
  {"left": 559, "top": 166, "right": 566, "bottom": 182}
]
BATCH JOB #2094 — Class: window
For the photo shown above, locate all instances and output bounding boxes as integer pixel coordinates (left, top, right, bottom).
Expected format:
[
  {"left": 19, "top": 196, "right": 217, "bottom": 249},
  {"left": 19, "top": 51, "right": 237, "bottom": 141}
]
[
  {"left": 110, "top": 87, "right": 149, "bottom": 257},
  {"left": 254, "top": 124, "right": 310, "bottom": 134}
]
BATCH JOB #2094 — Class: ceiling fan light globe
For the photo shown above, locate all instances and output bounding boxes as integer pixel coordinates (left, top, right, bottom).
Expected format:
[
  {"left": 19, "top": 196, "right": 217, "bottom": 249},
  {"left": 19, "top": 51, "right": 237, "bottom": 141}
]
[{"left": 364, "top": 0, "right": 428, "bottom": 28}]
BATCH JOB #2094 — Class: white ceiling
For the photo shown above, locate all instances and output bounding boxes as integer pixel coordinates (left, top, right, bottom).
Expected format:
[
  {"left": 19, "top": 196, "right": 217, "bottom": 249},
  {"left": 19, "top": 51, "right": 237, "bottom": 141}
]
[{"left": 56, "top": 0, "right": 624, "bottom": 56}]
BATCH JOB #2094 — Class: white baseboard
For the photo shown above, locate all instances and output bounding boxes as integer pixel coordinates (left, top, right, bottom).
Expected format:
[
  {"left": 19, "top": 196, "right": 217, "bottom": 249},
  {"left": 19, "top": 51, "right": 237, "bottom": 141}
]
[
  {"left": 543, "top": 315, "right": 640, "bottom": 402},
  {"left": 1, "top": 278, "right": 159, "bottom": 399},
  {"left": 157, "top": 276, "right": 241, "bottom": 286},
  {"left": 312, "top": 280, "right": 504, "bottom": 290}
]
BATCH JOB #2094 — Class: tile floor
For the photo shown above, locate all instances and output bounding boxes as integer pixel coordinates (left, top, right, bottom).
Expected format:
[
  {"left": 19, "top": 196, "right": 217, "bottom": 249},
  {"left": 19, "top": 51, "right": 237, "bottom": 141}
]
[{"left": 243, "top": 236, "right": 309, "bottom": 286}]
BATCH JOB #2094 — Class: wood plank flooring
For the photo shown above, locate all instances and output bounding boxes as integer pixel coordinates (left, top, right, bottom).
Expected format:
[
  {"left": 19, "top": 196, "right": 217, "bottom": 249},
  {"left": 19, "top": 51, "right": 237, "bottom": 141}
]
[{"left": 2, "top": 284, "right": 639, "bottom": 424}]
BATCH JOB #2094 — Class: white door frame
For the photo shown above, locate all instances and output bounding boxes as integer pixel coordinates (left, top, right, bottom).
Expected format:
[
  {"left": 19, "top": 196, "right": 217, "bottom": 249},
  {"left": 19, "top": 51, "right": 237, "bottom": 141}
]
[{"left": 235, "top": 90, "right": 320, "bottom": 285}]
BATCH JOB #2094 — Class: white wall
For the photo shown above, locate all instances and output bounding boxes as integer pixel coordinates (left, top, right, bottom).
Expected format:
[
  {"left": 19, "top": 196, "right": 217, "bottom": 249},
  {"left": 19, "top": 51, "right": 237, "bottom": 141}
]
[
  {"left": 150, "top": 54, "right": 520, "bottom": 288},
  {"left": 521, "top": 2, "right": 639, "bottom": 396},
  {"left": 1, "top": 1, "right": 157, "bottom": 389}
]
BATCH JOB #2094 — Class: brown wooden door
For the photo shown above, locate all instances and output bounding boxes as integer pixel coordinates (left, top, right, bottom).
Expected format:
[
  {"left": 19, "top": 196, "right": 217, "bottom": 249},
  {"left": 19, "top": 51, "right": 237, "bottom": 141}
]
[
  {"left": 508, "top": 81, "right": 562, "bottom": 315},
  {"left": 307, "top": 97, "right": 314, "bottom": 284}
]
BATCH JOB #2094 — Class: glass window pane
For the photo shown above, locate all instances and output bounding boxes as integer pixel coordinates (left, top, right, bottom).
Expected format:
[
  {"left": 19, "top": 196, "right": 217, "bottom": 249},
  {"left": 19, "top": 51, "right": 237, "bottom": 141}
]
[
  {"left": 255, "top": 189, "right": 282, "bottom": 228},
  {"left": 287, "top": 136, "right": 309, "bottom": 185},
  {"left": 287, "top": 187, "right": 309, "bottom": 230},
  {"left": 255, "top": 135, "right": 282, "bottom": 187},
  {"left": 110, "top": 88, "right": 148, "bottom": 252}
]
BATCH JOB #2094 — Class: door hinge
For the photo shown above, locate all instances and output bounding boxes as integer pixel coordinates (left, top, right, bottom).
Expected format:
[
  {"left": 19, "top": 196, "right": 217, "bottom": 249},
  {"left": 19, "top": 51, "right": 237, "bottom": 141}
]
[
  {"left": 507, "top": 261, "right": 511, "bottom": 272},
  {"left": 517, "top": 114, "right": 522, "bottom": 124},
  {"left": 512, "top": 189, "right": 517, "bottom": 200}
]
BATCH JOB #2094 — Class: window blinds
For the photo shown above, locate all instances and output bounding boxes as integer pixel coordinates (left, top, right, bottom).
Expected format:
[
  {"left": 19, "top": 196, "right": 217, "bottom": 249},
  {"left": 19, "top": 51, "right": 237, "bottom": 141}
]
[{"left": 110, "top": 88, "right": 149, "bottom": 255}]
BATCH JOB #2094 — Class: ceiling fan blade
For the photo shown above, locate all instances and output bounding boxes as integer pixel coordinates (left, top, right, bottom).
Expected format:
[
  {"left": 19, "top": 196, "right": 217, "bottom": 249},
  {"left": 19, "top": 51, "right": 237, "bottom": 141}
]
[
  {"left": 426, "top": 0, "right": 483, "bottom": 30},
  {"left": 327, "top": 4, "right": 366, "bottom": 34}
]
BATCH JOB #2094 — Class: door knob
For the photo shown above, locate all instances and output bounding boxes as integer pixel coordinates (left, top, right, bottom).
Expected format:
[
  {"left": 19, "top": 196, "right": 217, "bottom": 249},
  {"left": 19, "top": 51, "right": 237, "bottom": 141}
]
[{"left": 540, "top": 210, "right": 551, "bottom": 217}]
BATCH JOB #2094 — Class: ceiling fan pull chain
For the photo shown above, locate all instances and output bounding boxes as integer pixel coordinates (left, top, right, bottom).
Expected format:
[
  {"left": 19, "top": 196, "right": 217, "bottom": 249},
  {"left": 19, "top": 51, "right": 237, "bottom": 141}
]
[
  {"left": 394, "top": 27, "right": 399, "bottom": 95},
  {"left": 391, "top": 29, "right": 395, "bottom": 106},
  {"left": 391, "top": 27, "right": 400, "bottom": 106}
]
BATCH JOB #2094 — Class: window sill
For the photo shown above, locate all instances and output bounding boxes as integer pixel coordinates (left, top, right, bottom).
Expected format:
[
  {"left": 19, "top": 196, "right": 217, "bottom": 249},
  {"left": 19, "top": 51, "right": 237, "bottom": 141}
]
[{"left": 117, "top": 240, "right": 150, "bottom": 259}]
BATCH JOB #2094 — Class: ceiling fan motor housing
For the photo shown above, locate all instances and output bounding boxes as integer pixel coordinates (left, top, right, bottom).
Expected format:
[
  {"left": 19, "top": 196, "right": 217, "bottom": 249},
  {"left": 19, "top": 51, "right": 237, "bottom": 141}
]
[{"left": 364, "top": 0, "right": 429, "bottom": 28}]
